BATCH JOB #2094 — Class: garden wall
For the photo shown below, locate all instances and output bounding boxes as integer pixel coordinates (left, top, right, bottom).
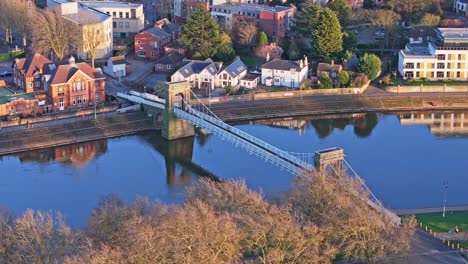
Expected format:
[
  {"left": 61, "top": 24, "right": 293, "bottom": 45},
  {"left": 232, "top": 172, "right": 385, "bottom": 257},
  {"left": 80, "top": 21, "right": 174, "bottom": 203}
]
[{"left": 385, "top": 84, "right": 468, "bottom": 93}]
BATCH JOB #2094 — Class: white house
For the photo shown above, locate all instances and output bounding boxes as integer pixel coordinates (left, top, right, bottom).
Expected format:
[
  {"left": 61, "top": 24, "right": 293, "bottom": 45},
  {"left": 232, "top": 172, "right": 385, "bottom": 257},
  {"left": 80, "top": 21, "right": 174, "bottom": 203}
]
[
  {"left": 171, "top": 58, "right": 220, "bottom": 90},
  {"left": 171, "top": 57, "right": 251, "bottom": 90},
  {"left": 216, "top": 57, "right": 247, "bottom": 88},
  {"left": 103, "top": 56, "right": 126, "bottom": 78},
  {"left": 261, "top": 57, "right": 308, "bottom": 88},
  {"left": 455, "top": 0, "right": 468, "bottom": 16}
]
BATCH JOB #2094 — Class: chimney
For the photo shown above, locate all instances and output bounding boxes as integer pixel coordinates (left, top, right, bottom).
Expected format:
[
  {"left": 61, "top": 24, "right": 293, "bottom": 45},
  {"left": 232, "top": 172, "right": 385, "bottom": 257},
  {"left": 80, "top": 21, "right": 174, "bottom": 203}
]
[
  {"left": 330, "top": 59, "right": 334, "bottom": 66},
  {"left": 304, "top": 55, "right": 308, "bottom": 66},
  {"left": 266, "top": 52, "right": 270, "bottom": 62},
  {"left": 69, "top": 56, "right": 76, "bottom": 68}
]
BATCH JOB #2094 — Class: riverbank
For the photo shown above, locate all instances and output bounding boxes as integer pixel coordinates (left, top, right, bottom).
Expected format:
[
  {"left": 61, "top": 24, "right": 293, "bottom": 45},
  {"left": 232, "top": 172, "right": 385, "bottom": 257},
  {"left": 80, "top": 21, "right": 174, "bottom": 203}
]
[
  {"left": 209, "top": 94, "right": 468, "bottom": 122},
  {"left": 0, "top": 111, "right": 157, "bottom": 156}
]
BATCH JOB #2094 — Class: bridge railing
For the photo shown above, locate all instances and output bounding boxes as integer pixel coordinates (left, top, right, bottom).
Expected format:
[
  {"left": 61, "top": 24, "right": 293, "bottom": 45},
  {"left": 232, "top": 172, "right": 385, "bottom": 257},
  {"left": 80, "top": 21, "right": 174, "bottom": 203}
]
[{"left": 187, "top": 92, "right": 313, "bottom": 170}]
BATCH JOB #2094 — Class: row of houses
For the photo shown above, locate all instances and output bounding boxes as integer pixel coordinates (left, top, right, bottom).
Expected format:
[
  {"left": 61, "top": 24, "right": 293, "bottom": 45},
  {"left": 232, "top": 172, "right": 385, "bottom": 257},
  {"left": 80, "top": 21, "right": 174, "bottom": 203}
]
[{"left": 169, "top": 55, "right": 309, "bottom": 91}]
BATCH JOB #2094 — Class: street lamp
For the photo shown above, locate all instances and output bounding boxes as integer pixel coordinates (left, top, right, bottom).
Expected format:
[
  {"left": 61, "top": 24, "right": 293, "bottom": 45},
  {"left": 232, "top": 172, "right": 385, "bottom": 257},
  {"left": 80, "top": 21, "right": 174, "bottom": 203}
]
[{"left": 442, "top": 179, "right": 448, "bottom": 218}]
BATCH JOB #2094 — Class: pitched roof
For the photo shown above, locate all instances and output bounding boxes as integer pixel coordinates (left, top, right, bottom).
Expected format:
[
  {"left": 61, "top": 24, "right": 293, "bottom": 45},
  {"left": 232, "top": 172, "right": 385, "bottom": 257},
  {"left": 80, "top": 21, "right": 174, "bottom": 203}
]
[
  {"left": 317, "top": 62, "right": 342, "bottom": 73},
  {"left": 0, "top": 80, "right": 7, "bottom": 87},
  {"left": 165, "top": 41, "right": 185, "bottom": 50},
  {"left": 15, "top": 54, "right": 52, "bottom": 77},
  {"left": 49, "top": 62, "right": 105, "bottom": 85},
  {"left": 262, "top": 58, "right": 305, "bottom": 71},
  {"left": 221, "top": 57, "right": 247, "bottom": 78},
  {"left": 144, "top": 27, "right": 171, "bottom": 39},
  {"left": 176, "top": 59, "right": 219, "bottom": 78},
  {"left": 157, "top": 52, "right": 185, "bottom": 65},
  {"left": 109, "top": 56, "right": 126, "bottom": 65},
  {"left": 155, "top": 18, "right": 180, "bottom": 34}
]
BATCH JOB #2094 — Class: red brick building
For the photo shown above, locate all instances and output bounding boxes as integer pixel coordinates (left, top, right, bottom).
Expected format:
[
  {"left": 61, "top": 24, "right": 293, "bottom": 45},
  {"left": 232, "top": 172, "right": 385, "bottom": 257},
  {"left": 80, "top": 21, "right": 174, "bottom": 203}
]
[
  {"left": 211, "top": 4, "right": 296, "bottom": 41},
  {"left": 42, "top": 57, "right": 106, "bottom": 112},
  {"left": 14, "top": 53, "right": 52, "bottom": 93},
  {"left": 134, "top": 18, "right": 180, "bottom": 61}
]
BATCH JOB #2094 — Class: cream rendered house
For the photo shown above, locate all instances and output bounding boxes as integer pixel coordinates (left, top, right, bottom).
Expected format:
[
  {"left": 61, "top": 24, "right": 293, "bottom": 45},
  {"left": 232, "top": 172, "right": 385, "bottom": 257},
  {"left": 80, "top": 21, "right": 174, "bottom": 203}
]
[
  {"left": 261, "top": 56, "right": 309, "bottom": 88},
  {"left": 47, "top": 0, "right": 113, "bottom": 60}
]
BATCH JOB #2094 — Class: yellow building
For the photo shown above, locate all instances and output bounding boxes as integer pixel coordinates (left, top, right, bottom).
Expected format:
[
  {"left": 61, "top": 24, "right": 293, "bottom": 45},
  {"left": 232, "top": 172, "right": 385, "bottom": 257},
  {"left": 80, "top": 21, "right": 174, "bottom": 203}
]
[{"left": 399, "top": 28, "right": 468, "bottom": 80}]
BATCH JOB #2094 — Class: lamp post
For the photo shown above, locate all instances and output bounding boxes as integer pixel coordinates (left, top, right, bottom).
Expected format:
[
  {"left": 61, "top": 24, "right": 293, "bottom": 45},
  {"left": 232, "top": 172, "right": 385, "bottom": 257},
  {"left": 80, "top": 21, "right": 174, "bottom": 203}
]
[{"left": 443, "top": 179, "right": 448, "bottom": 217}]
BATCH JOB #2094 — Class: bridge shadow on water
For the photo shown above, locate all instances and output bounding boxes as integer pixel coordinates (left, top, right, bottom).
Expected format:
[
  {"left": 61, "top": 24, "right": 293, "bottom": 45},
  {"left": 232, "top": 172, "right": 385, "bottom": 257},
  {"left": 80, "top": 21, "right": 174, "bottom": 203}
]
[{"left": 139, "top": 131, "right": 221, "bottom": 187}]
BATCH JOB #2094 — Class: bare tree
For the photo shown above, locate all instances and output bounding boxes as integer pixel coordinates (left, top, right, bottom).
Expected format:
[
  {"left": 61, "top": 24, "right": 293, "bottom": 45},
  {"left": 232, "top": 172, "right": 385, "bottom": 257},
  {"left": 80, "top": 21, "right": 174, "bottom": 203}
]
[
  {"left": 236, "top": 21, "right": 258, "bottom": 50},
  {"left": 82, "top": 23, "right": 106, "bottom": 68},
  {"left": 289, "top": 170, "right": 416, "bottom": 262},
  {"left": 31, "top": 8, "right": 78, "bottom": 60},
  {"left": 0, "top": 1, "right": 14, "bottom": 44},
  {"left": 11, "top": 0, "right": 32, "bottom": 47}
]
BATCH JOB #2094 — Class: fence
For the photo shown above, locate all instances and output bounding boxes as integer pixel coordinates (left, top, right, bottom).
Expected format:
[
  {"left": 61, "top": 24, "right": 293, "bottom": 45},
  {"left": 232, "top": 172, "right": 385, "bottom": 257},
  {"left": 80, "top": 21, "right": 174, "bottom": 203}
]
[
  {"left": 0, "top": 104, "right": 118, "bottom": 131},
  {"left": 385, "top": 84, "right": 468, "bottom": 93}
]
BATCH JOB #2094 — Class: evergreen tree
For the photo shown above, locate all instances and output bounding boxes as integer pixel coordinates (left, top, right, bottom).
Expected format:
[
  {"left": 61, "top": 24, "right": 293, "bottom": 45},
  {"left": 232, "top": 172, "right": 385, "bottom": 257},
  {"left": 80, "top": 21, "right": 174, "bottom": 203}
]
[
  {"left": 358, "top": 53, "right": 382, "bottom": 81},
  {"left": 337, "top": 71, "right": 350, "bottom": 88},
  {"left": 180, "top": 7, "right": 221, "bottom": 59},
  {"left": 311, "top": 8, "right": 343, "bottom": 60},
  {"left": 258, "top": 31, "right": 268, "bottom": 47},
  {"left": 295, "top": 2, "right": 323, "bottom": 37},
  {"left": 287, "top": 41, "right": 300, "bottom": 60},
  {"left": 327, "top": 0, "right": 351, "bottom": 26}
]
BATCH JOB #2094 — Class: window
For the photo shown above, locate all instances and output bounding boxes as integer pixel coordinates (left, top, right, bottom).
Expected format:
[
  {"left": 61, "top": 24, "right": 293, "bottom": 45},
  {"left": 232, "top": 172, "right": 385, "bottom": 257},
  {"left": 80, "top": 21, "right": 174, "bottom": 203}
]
[
  {"left": 131, "top": 9, "right": 136, "bottom": 19},
  {"left": 167, "top": 64, "right": 172, "bottom": 69},
  {"left": 119, "top": 12, "right": 123, "bottom": 18},
  {"left": 119, "top": 22, "right": 123, "bottom": 28},
  {"left": 457, "top": 71, "right": 461, "bottom": 78},
  {"left": 28, "top": 82, "right": 32, "bottom": 88},
  {"left": 405, "top": 63, "right": 414, "bottom": 69},
  {"left": 126, "top": 12, "right": 129, "bottom": 18},
  {"left": 151, "top": 51, "right": 157, "bottom": 57},
  {"left": 137, "top": 50, "right": 146, "bottom": 57},
  {"left": 153, "top": 42, "right": 158, "bottom": 48},
  {"left": 113, "top": 12, "right": 116, "bottom": 17},
  {"left": 113, "top": 22, "right": 117, "bottom": 28},
  {"left": 73, "top": 78, "right": 84, "bottom": 92},
  {"left": 458, "top": 63, "right": 462, "bottom": 69},
  {"left": 404, "top": 72, "right": 414, "bottom": 78},
  {"left": 437, "top": 63, "right": 445, "bottom": 69},
  {"left": 416, "top": 72, "right": 420, "bottom": 78},
  {"left": 447, "top": 63, "right": 451, "bottom": 69},
  {"left": 35, "top": 81, "right": 40, "bottom": 87},
  {"left": 73, "top": 98, "right": 76, "bottom": 105},
  {"left": 125, "top": 22, "right": 130, "bottom": 28},
  {"left": 137, "top": 40, "right": 141, "bottom": 44},
  {"left": 437, "top": 54, "right": 446, "bottom": 60},
  {"left": 437, "top": 72, "right": 444, "bottom": 78},
  {"left": 416, "top": 63, "right": 421, "bottom": 68},
  {"left": 157, "top": 64, "right": 162, "bottom": 68},
  {"left": 459, "top": 54, "right": 462, "bottom": 60},
  {"left": 95, "top": 93, "right": 100, "bottom": 103}
]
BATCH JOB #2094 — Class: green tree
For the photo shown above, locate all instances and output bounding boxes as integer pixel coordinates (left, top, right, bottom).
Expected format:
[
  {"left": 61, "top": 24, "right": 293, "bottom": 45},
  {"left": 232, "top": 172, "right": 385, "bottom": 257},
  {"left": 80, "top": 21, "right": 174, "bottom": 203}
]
[
  {"left": 343, "top": 31, "right": 358, "bottom": 52},
  {"left": 419, "top": 13, "right": 440, "bottom": 27},
  {"left": 311, "top": 8, "right": 343, "bottom": 60},
  {"left": 363, "top": 0, "right": 374, "bottom": 9},
  {"left": 337, "top": 71, "right": 350, "bottom": 88},
  {"left": 180, "top": 7, "right": 221, "bottom": 59},
  {"left": 319, "top": 73, "right": 333, "bottom": 89},
  {"left": 327, "top": 0, "right": 351, "bottom": 25},
  {"left": 358, "top": 53, "right": 382, "bottom": 80},
  {"left": 214, "top": 32, "right": 235, "bottom": 62},
  {"left": 287, "top": 41, "right": 300, "bottom": 60},
  {"left": 295, "top": 2, "right": 322, "bottom": 37},
  {"left": 258, "top": 31, "right": 268, "bottom": 47}
]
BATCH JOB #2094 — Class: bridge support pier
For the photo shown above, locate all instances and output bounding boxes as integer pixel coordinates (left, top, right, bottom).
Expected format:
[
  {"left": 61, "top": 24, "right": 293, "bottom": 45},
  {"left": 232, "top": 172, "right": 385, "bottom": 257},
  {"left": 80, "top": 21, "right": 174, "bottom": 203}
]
[
  {"left": 162, "top": 82, "right": 195, "bottom": 140},
  {"left": 314, "top": 147, "right": 345, "bottom": 174}
]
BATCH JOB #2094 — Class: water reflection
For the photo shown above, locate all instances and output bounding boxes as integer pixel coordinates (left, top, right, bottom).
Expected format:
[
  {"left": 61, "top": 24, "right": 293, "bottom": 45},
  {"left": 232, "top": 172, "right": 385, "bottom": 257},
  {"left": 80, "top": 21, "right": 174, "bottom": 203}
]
[
  {"left": 399, "top": 111, "right": 468, "bottom": 137},
  {"left": 253, "top": 113, "right": 379, "bottom": 139},
  {"left": 16, "top": 140, "right": 108, "bottom": 169}
]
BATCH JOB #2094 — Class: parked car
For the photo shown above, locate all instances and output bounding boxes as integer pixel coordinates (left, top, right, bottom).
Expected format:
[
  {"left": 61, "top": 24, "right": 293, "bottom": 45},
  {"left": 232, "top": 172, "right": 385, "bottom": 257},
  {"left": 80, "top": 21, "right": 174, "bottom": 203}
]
[{"left": 0, "top": 71, "right": 12, "bottom": 77}]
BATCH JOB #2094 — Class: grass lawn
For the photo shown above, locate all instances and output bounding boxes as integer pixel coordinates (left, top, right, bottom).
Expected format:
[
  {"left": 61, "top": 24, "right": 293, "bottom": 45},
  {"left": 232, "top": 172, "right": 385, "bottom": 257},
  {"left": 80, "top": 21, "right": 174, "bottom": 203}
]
[{"left": 415, "top": 211, "right": 468, "bottom": 233}]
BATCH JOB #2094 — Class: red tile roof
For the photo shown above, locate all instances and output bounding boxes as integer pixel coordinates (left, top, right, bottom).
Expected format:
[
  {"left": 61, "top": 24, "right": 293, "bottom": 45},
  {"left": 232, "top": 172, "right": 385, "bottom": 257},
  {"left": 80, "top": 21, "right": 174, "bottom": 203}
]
[
  {"left": 49, "top": 62, "right": 105, "bottom": 85},
  {"left": 15, "top": 53, "right": 52, "bottom": 77}
]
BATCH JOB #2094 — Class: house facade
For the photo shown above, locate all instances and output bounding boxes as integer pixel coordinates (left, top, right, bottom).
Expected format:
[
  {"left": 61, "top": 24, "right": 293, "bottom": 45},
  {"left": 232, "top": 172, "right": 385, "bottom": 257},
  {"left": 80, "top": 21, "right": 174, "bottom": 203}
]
[
  {"left": 14, "top": 53, "right": 52, "bottom": 93},
  {"left": 155, "top": 52, "right": 185, "bottom": 73},
  {"left": 455, "top": 0, "right": 468, "bottom": 16},
  {"left": 79, "top": 1, "right": 145, "bottom": 38},
  {"left": 211, "top": 4, "right": 296, "bottom": 41},
  {"left": 261, "top": 57, "right": 308, "bottom": 88},
  {"left": 317, "top": 61, "right": 342, "bottom": 78},
  {"left": 42, "top": 57, "right": 106, "bottom": 112},
  {"left": 47, "top": 0, "right": 113, "bottom": 60},
  {"left": 398, "top": 28, "right": 468, "bottom": 80},
  {"left": 170, "top": 57, "right": 249, "bottom": 90},
  {"left": 0, "top": 93, "right": 40, "bottom": 119}
]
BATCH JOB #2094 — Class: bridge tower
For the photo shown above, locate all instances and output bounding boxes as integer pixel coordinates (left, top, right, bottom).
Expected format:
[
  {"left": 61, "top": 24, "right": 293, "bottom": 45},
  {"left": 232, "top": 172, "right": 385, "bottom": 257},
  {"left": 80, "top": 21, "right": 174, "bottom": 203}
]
[
  {"left": 162, "top": 81, "right": 195, "bottom": 140},
  {"left": 314, "top": 147, "right": 345, "bottom": 174}
]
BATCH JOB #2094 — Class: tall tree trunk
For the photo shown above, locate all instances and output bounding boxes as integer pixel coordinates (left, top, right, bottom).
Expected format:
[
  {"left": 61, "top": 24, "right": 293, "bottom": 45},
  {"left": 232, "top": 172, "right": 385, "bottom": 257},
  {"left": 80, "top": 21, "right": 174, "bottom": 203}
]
[
  {"left": 5, "top": 29, "right": 9, "bottom": 44},
  {"left": 22, "top": 34, "right": 27, "bottom": 48},
  {"left": 91, "top": 57, "right": 95, "bottom": 68}
]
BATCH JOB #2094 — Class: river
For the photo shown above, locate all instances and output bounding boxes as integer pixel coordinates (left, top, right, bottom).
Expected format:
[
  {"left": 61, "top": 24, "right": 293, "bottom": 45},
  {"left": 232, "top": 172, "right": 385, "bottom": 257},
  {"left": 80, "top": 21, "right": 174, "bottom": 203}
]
[{"left": 1, "top": 111, "right": 468, "bottom": 226}]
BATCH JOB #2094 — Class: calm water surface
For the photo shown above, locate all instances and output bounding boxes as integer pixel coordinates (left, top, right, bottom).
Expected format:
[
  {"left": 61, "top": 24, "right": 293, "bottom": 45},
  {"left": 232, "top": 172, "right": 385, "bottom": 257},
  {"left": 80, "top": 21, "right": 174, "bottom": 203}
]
[{"left": 1, "top": 111, "right": 468, "bottom": 226}]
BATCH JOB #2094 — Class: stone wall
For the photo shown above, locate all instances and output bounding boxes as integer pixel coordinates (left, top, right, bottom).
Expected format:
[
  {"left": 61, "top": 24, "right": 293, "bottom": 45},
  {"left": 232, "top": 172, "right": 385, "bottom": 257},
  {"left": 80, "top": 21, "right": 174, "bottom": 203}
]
[
  {"left": 385, "top": 84, "right": 468, "bottom": 93},
  {"left": 198, "top": 82, "right": 370, "bottom": 105}
]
